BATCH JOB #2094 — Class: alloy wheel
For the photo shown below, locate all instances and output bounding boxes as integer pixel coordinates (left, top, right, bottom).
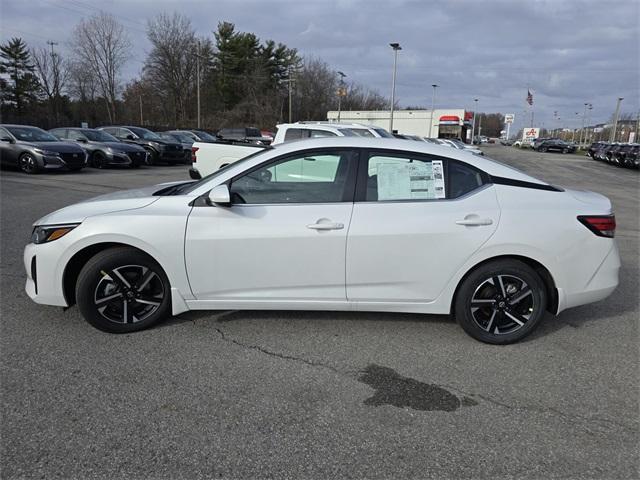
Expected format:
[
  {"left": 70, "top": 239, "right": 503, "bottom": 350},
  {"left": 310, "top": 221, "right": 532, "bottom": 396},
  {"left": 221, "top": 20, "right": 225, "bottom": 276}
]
[
  {"left": 470, "top": 274, "right": 535, "bottom": 335},
  {"left": 20, "top": 154, "right": 37, "bottom": 173},
  {"left": 93, "top": 264, "right": 164, "bottom": 324}
]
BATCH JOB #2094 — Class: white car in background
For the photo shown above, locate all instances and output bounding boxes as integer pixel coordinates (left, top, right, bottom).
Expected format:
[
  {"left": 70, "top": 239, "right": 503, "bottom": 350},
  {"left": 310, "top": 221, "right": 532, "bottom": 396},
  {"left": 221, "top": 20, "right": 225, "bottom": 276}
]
[{"left": 24, "top": 138, "right": 619, "bottom": 344}]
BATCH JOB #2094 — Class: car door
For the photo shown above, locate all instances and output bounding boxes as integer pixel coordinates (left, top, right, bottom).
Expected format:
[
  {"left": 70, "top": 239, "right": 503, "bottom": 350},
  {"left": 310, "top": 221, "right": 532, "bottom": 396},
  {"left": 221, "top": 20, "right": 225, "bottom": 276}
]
[
  {"left": 184, "top": 148, "right": 359, "bottom": 302},
  {"left": 0, "top": 127, "right": 17, "bottom": 165},
  {"left": 346, "top": 150, "right": 500, "bottom": 304}
]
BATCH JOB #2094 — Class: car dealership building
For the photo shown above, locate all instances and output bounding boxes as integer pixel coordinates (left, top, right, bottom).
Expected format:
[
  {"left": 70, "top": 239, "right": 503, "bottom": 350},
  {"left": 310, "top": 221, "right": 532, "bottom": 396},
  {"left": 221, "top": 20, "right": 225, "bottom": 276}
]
[{"left": 327, "top": 109, "right": 474, "bottom": 141}]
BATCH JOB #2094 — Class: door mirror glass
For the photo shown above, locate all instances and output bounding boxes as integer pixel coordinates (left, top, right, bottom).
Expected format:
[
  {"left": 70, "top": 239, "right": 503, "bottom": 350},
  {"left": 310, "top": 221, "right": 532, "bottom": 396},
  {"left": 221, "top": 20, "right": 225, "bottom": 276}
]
[
  {"left": 126, "top": 134, "right": 135, "bottom": 140},
  {"left": 208, "top": 184, "right": 231, "bottom": 206},
  {"left": 1, "top": 136, "right": 14, "bottom": 143}
]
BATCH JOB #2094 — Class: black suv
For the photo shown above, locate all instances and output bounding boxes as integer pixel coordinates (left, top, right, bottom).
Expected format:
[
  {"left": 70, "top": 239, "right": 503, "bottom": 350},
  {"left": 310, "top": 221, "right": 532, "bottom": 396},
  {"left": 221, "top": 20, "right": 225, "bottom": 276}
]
[
  {"left": 0, "top": 124, "right": 86, "bottom": 174},
  {"left": 588, "top": 141, "right": 606, "bottom": 159},
  {"left": 536, "top": 139, "right": 576, "bottom": 153},
  {"left": 98, "top": 126, "right": 186, "bottom": 165},
  {"left": 50, "top": 127, "right": 147, "bottom": 168}
]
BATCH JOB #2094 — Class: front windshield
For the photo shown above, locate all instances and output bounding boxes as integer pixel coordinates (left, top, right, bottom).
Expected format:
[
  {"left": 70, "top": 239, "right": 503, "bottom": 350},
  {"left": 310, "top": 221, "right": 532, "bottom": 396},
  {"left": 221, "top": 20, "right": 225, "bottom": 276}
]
[
  {"left": 82, "top": 130, "right": 118, "bottom": 142},
  {"left": 170, "top": 133, "right": 192, "bottom": 143},
  {"left": 6, "top": 126, "right": 58, "bottom": 142},
  {"left": 193, "top": 130, "right": 217, "bottom": 142},
  {"left": 129, "top": 127, "right": 161, "bottom": 140},
  {"left": 178, "top": 147, "right": 273, "bottom": 195}
]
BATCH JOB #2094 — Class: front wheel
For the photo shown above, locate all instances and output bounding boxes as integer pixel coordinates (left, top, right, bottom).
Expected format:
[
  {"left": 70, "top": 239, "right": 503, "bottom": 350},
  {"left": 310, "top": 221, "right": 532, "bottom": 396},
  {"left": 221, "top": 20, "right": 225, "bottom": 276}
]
[
  {"left": 454, "top": 260, "right": 547, "bottom": 344},
  {"left": 19, "top": 153, "right": 40, "bottom": 174},
  {"left": 75, "top": 247, "right": 171, "bottom": 333}
]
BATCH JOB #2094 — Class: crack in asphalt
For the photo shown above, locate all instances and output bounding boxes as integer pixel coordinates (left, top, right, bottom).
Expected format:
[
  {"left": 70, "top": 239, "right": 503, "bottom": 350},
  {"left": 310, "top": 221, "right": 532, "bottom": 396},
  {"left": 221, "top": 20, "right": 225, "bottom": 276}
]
[{"left": 213, "top": 326, "right": 639, "bottom": 433}]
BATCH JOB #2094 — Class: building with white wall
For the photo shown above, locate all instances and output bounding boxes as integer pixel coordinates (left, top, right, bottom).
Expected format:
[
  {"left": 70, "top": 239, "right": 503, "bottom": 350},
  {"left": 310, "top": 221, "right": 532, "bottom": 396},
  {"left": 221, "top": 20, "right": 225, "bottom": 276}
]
[{"left": 326, "top": 109, "right": 474, "bottom": 140}]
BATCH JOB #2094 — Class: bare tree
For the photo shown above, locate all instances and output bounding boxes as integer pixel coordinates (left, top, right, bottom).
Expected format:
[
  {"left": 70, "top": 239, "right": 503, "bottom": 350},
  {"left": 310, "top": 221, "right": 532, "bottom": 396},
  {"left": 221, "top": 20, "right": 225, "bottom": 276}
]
[
  {"left": 32, "top": 46, "right": 69, "bottom": 122},
  {"left": 71, "top": 12, "right": 130, "bottom": 123},
  {"left": 144, "top": 13, "right": 198, "bottom": 124}
]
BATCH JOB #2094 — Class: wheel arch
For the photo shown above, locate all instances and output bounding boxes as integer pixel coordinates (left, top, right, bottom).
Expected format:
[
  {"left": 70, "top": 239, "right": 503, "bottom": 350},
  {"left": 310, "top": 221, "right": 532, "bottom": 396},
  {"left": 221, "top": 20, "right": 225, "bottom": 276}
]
[
  {"left": 451, "top": 254, "right": 559, "bottom": 315},
  {"left": 62, "top": 242, "right": 163, "bottom": 307}
]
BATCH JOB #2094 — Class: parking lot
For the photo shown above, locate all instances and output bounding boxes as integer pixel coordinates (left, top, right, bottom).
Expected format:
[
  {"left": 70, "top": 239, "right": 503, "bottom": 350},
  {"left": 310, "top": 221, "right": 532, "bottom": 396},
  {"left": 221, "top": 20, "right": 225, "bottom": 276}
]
[{"left": 1, "top": 144, "right": 638, "bottom": 478}]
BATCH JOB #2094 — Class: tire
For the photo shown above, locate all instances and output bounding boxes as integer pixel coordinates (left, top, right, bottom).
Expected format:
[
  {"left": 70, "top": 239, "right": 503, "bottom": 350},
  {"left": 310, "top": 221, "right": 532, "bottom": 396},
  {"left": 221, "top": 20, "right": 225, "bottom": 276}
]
[
  {"left": 562, "top": 148, "right": 568, "bottom": 154},
  {"left": 145, "top": 149, "right": 157, "bottom": 166},
  {"left": 91, "top": 151, "right": 106, "bottom": 168},
  {"left": 454, "top": 259, "right": 547, "bottom": 344},
  {"left": 75, "top": 247, "right": 171, "bottom": 333},
  {"left": 19, "top": 152, "right": 40, "bottom": 174}
]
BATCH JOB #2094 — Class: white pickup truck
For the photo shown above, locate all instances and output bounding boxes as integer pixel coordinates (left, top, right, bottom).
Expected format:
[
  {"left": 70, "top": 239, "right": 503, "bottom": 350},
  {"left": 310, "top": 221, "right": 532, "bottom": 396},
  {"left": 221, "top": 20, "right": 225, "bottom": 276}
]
[{"left": 189, "top": 122, "right": 392, "bottom": 179}]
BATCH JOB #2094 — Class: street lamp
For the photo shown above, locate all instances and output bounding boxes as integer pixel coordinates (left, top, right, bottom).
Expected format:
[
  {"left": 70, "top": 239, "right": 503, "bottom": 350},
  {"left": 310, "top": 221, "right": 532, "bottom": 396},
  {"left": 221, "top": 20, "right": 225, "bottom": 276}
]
[
  {"left": 610, "top": 97, "right": 624, "bottom": 142},
  {"left": 428, "top": 84, "right": 438, "bottom": 138},
  {"left": 471, "top": 98, "right": 478, "bottom": 144},
  {"left": 579, "top": 102, "right": 588, "bottom": 147},
  {"left": 389, "top": 42, "right": 402, "bottom": 133},
  {"left": 337, "top": 71, "right": 347, "bottom": 123}
]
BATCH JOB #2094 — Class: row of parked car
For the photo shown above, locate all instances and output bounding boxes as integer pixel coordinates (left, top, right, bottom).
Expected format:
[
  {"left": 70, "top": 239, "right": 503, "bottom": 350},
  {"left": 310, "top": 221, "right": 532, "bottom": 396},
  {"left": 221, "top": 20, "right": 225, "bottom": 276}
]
[
  {"left": 587, "top": 142, "right": 639, "bottom": 169},
  {"left": 0, "top": 123, "right": 265, "bottom": 174}
]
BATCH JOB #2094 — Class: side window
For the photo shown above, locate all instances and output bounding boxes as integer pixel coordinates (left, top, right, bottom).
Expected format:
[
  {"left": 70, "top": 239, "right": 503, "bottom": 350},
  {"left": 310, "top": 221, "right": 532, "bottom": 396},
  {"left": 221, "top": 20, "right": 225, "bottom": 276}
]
[
  {"left": 102, "top": 127, "right": 116, "bottom": 136},
  {"left": 50, "top": 128, "right": 67, "bottom": 139},
  {"left": 309, "top": 129, "right": 337, "bottom": 138},
  {"left": 365, "top": 153, "right": 446, "bottom": 201},
  {"left": 68, "top": 130, "right": 86, "bottom": 141},
  {"left": 283, "top": 128, "right": 309, "bottom": 142},
  {"left": 0, "top": 127, "right": 11, "bottom": 139},
  {"left": 448, "top": 160, "right": 485, "bottom": 199},
  {"left": 119, "top": 128, "right": 133, "bottom": 139},
  {"left": 230, "top": 150, "right": 357, "bottom": 204}
]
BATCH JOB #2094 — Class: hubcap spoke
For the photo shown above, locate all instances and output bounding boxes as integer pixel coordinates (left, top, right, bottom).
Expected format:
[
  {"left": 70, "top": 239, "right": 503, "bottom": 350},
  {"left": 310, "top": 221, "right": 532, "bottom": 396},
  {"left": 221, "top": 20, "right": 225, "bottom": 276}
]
[
  {"left": 494, "top": 276, "right": 507, "bottom": 296},
  {"left": 135, "top": 297, "right": 161, "bottom": 306},
  {"left": 484, "top": 310, "right": 497, "bottom": 332},
  {"left": 95, "top": 292, "right": 123, "bottom": 305},
  {"left": 504, "top": 310, "right": 526, "bottom": 326},
  {"left": 136, "top": 269, "right": 156, "bottom": 291},
  {"left": 509, "top": 288, "right": 532, "bottom": 306}
]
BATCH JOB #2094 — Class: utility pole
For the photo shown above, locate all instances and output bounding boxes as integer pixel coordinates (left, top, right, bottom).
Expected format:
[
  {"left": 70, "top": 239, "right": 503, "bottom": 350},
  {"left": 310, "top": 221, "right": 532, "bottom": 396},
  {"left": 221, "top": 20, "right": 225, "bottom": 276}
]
[
  {"left": 139, "top": 95, "right": 143, "bottom": 125},
  {"left": 287, "top": 65, "right": 294, "bottom": 123},
  {"left": 610, "top": 97, "right": 623, "bottom": 143},
  {"left": 389, "top": 43, "right": 401, "bottom": 133},
  {"left": 196, "top": 52, "right": 201, "bottom": 129},
  {"left": 46, "top": 41, "right": 59, "bottom": 122},
  {"left": 579, "top": 102, "right": 588, "bottom": 147},
  {"left": 471, "top": 98, "right": 478, "bottom": 143},
  {"left": 428, "top": 84, "right": 438, "bottom": 138},
  {"left": 337, "top": 71, "right": 346, "bottom": 122}
]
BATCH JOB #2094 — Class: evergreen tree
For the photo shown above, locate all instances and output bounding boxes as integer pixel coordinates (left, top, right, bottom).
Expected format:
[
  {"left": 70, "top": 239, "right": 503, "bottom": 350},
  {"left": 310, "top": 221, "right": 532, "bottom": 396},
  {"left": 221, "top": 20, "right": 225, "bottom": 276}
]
[{"left": 0, "top": 37, "right": 41, "bottom": 113}]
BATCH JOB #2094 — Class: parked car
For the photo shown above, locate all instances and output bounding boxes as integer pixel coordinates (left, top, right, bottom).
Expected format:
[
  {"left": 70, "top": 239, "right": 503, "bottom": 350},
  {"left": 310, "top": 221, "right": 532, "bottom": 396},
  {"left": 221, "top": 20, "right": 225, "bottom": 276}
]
[
  {"left": 167, "top": 130, "right": 218, "bottom": 143},
  {"left": 217, "top": 127, "right": 271, "bottom": 145},
  {"left": 536, "top": 139, "right": 576, "bottom": 153},
  {"left": 620, "top": 144, "right": 640, "bottom": 169},
  {"left": 158, "top": 132, "right": 193, "bottom": 164},
  {"left": 441, "top": 138, "right": 485, "bottom": 156},
  {"left": 593, "top": 142, "right": 611, "bottom": 161},
  {"left": 587, "top": 141, "right": 606, "bottom": 159},
  {"left": 98, "top": 126, "right": 186, "bottom": 165},
  {"left": 24, "top": 137, "right": 619, "bottom": 345},
  {"left": 0, "top": 124, "right": 87, "bottom": 174},
  {"left": 532, "top": 137, "right": 553, "bottom": 150},
  {"left": 50, "top": 127, "right": 147, "bottom": 169},
  {"left": 273, "top": 122, "right": 392, "bottom": 144}
]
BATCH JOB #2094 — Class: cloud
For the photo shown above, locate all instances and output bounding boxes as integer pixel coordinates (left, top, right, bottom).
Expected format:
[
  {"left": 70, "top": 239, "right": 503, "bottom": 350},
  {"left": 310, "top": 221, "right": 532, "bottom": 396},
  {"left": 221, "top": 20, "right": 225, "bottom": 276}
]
[{"left": 2, "top": 0, "right": 638, "bottom": 129}]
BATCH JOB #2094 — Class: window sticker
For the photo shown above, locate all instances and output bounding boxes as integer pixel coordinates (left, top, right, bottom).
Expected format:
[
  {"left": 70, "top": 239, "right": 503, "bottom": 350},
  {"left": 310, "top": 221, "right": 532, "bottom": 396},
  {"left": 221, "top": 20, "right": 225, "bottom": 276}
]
[{"left": 376, "top": 159, "right": 446, "bottom": 200}]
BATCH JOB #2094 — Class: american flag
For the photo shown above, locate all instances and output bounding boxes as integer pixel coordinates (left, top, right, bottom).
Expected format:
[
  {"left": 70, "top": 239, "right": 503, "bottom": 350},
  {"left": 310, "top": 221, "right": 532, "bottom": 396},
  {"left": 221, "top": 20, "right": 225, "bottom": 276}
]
[{"left": 526, "top": 89, "right": 533, "bottom": 106}]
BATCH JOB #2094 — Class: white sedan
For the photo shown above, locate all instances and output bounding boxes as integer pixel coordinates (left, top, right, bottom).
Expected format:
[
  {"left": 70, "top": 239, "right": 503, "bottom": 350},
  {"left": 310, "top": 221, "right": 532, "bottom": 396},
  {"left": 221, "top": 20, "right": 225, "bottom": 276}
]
[{"left": 24, "top": 138, "right": 620, "bottom": 344}]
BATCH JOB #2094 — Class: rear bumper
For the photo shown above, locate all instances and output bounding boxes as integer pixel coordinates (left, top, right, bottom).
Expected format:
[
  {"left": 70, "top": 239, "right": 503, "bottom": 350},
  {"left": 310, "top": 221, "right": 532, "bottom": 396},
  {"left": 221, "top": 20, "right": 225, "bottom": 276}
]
[{"left": 557, "top": 242, "right": 620, "bottom": 313}]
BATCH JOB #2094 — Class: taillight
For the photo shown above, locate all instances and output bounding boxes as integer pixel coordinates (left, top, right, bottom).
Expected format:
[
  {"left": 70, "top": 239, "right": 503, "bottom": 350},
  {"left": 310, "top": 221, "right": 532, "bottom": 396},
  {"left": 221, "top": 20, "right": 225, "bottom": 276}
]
[
  {"left": 191, "top": 146, "right": 199, "bottom": 163},
  {"left": 577, "top": 215, "right": 616, "bottom": 238}
]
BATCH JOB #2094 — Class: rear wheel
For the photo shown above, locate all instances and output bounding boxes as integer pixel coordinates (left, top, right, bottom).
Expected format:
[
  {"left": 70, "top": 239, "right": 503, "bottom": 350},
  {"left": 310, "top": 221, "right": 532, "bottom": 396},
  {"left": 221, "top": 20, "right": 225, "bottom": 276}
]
[
  {"left": 75, "top": 247, "right": 171, "bottom": 333},
  {"left": 91, "top": 151, "right": 106, "bottom": 168},
  {"left": 145, "top": 148, "right": 157, "bottom": 166},
  {"left": 454, "top": 260, "right": 547, "bottom": 344},
  {"left": 19, "top": 152, "right": 40, "bottom": 174}
]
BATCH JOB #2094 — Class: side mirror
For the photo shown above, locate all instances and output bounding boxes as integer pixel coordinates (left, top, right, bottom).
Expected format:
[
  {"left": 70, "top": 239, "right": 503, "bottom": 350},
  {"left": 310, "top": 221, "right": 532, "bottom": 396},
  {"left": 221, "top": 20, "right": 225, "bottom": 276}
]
[
  {"left": 1, "top": 136, "right": 14, "bottom": 143},
  {"left": 207, "top": 184, "right": 231, "bottom": 206},
  {"left": 77, "top": 138, "right": 88, "bottom": 143},
  {"left": 126, "top": 134, "right": 135, "bottom": 140}
]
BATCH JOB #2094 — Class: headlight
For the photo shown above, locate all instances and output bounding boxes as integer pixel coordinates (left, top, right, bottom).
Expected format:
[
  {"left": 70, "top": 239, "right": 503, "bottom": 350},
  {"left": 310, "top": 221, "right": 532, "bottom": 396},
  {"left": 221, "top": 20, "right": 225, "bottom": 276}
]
[
  {"left": 34, "top": 148, "right": 59, "bottom": 156},
  {"left": 31, "top": 224, "right": 80, "bottom": 244}
]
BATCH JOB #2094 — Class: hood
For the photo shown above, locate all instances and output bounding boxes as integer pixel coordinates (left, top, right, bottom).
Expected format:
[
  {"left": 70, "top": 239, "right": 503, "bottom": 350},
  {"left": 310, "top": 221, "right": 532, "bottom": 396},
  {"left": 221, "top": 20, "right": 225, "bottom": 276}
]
[
  {"left": 32, "top": 181, "right": 187, "bottom": 226},
  {"left": 27, "top": 141, "right": 85, "bottom": 153}
]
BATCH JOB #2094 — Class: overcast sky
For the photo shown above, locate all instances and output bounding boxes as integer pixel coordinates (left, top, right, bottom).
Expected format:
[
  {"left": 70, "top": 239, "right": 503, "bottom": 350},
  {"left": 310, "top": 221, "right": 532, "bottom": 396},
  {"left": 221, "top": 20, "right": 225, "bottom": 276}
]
[{"left": 2, "top": 0, "right": 638, "bottom": 132}]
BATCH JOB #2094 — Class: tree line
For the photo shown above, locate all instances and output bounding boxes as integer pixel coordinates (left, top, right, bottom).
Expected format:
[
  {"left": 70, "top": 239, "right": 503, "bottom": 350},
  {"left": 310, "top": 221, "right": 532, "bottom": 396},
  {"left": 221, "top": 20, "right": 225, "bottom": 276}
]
[{"left": 0, "top": 12, "right": 389, "bottom": 131}]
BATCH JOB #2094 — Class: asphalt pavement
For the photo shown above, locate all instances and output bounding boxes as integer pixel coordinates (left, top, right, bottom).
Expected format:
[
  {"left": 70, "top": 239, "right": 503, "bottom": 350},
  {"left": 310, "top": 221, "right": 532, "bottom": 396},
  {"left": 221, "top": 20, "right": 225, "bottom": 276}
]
[{"left": 1, "top": 145, "right": 638, "bottom": 479}]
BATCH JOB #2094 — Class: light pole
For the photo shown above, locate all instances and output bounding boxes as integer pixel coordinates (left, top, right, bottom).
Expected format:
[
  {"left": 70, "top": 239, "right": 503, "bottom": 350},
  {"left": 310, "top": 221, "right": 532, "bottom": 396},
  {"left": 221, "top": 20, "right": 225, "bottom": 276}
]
[
  {"left": 428, "top": 84, "right": 438, "bottom": 138},
  {"left": 389, "top": 42, "right": 401, "bottom": 133},
  {"left": 585, "top": 103, "right": 593, "bottom": 144},
  {"left": 337, "top": 71, "right": 346, "bottom": 123},
  {"left": 610, "top": 97, "right": 624, "bottom": 142},
  {"left": 579, "top": 102, "right": 588, "bottom": 147},
  {"left": 192, "top": 43, "right": 207, "bottom": 129},
  {"left": 471, "top": 98, "right": 478, "bottom": 144}
]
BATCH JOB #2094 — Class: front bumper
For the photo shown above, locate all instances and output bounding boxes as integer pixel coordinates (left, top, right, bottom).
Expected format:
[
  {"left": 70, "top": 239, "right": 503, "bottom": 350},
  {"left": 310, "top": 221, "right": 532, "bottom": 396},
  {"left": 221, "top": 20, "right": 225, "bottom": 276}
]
[
  {"left": 189, "top": 168, "right": 202, "bottom": 180},
  {"left": 24, "top": 242, "right": 68, "bottom": 307},
  {"left": 40, "top": 152, "right": 87, "bottom": 170}
]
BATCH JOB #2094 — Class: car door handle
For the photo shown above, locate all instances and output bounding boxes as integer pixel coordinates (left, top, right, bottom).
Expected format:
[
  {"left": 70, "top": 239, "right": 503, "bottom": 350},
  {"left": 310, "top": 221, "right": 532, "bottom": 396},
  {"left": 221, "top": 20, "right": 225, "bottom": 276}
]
[
  {"left": 456, "top": 218, "right": 493, "bottom": 226},
  {"left": 307, "top": 221, "right": 344, "bottom": 230}
]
